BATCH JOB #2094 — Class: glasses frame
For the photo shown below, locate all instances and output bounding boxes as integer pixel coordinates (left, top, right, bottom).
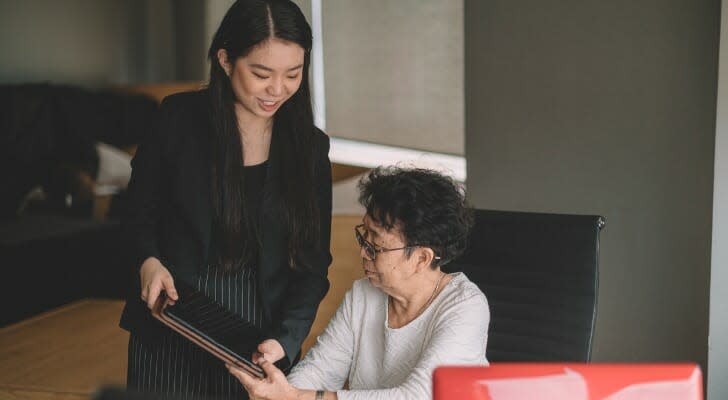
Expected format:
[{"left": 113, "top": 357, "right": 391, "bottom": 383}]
[{"left": 354, "top": 224, "right": 441, "bottom": 261}]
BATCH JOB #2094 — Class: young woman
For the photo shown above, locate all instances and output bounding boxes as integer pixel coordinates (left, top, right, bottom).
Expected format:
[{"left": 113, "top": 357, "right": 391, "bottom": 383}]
[{"left": 118, "top": 1, "right": 332, "bottom": 398}]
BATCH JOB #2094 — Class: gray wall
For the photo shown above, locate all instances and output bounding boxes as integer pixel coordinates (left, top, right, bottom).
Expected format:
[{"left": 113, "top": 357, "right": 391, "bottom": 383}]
[
  {"left": 465, "top": 0, "right": 718, "bottom": 375},
  {"left": 203, "top": 0, "right": 235, "bottom": 79},
  {"left": 0, "top": 0, "right": 211, "bottom": 86},
  {"left": 709, "top": 0, "right": 728, "bottom": 397},
  {"left": 173, "top": 0, "right": 205, "bottom": 82},
  {"left": 0, "top": 0, "right": 147, "bottom": 85}
]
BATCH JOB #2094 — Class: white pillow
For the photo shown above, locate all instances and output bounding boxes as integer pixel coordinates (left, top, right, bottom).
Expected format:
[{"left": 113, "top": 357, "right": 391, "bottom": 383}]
[{"left": 95, "top": 142, "right": 132, "bottom": 195}]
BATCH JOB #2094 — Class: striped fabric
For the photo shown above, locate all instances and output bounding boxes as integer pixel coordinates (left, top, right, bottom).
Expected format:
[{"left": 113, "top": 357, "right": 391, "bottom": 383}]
[{"left": 127, "top": 265, "right": 262, "bottom": 399}]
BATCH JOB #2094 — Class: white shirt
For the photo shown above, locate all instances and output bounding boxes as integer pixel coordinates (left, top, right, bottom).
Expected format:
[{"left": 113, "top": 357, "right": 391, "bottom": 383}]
[{"left": 288, "top": 272, "right": 490, "bottom": 400}]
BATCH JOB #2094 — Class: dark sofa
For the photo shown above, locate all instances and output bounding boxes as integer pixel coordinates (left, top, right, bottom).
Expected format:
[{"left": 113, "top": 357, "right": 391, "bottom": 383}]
[{"left": 0, "top": 84, "right": 158, "bottom": 326}]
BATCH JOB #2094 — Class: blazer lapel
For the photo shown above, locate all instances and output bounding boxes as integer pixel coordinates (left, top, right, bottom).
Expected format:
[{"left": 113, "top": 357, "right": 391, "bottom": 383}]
[{"left": 176, "top": 118, "right": 213, "bottom": 266}]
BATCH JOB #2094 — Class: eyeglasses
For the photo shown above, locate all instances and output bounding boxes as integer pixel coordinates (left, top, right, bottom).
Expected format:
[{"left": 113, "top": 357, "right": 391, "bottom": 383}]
[
  {"left": 354, "top": 224, "right": 441, "bottom": 261},
  {"left": 354, "top": 224, "right": 412, "bottom": 260}
]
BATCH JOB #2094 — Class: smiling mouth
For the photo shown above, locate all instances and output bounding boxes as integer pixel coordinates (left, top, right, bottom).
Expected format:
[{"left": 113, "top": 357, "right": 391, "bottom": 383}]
[{"left": 258, "top": 98, "right": 280, "bottom": 107}]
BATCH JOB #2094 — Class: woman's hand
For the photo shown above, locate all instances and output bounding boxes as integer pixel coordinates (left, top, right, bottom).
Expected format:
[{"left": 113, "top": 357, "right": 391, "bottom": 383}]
[
  {"left": 228, "top": 358, "right": 299, "bottom": 400},
  {"left": 254, "top": 339, "right": 286, "bottom": 364},
  {"left": 139, "top": 256, "right": 178, "bottom": 309}
]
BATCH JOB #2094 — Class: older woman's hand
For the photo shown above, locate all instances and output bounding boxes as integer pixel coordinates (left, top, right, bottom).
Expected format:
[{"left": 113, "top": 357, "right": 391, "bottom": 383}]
[
  {"left": 227, "top": 358, "right": 300, "bottom": 400},
  {"left": 254, "top": 339, "right": 285, "bottom": 364}
]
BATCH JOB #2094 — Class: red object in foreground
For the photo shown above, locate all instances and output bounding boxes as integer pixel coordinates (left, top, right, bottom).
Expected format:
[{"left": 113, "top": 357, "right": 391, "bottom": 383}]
[{"left": 433, "top": 363, "right": 702, "bottom": 400}]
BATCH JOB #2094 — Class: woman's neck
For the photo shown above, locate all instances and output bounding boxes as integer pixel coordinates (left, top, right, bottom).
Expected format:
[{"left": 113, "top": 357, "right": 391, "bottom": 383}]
[
  {"left": 388, "top": 270, "right": 450, "bottom": 328},
  {"left": 234, "top": 104, "right": 273, "bottom": 138},
  {"left": 234, "top": 104, "right": 273, "bottom": 165}
]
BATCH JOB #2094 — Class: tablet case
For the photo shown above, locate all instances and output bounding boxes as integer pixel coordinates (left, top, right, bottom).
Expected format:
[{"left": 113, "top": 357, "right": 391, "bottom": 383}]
[{"left": 151, "top": 282, "right": 265, "bottom": 379}]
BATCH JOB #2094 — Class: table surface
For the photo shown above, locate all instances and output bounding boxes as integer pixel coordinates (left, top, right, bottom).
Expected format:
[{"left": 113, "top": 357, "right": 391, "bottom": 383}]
[{"left": 0, "top": 299, "right": 128, "bottom": 400}]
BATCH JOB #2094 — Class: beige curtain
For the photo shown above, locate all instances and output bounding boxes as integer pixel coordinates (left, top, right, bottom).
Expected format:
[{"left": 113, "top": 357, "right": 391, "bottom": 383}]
[{"left": 322, "top": 0, "right": 464, "bottom": 156}]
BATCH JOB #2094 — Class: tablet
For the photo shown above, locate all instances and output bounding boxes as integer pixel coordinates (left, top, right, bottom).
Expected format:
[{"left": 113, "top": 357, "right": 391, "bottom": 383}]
[{"left": 151, "top": 282, "right": 265, "bottom": 379}]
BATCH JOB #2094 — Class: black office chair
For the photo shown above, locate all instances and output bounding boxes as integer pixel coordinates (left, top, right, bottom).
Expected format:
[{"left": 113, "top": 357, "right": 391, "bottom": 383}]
[{"left": 444, "top": 209, "right": 605, "bottom": 362}]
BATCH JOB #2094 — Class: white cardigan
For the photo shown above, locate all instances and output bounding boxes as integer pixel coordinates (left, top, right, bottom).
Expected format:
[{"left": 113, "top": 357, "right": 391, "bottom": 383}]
[{"left": 288, "top": 272, "right": 490, "bottom": 400}]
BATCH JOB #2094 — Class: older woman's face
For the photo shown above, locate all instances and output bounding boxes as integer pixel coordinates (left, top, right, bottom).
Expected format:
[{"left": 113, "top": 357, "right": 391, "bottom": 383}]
[{"left": 359, "top": 215, "right": 420, "bottom": 291}]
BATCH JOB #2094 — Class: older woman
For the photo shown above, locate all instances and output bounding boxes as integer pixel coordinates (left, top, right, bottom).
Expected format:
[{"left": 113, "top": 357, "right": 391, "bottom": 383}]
[{"left": 229, "top": 167, "right": 490, "bottom": 400}]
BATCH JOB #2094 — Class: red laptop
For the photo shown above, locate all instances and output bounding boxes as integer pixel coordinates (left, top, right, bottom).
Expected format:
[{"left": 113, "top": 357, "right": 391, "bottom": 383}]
[{"left": 433, "top": 363, "right": 702, "bottom": 400}]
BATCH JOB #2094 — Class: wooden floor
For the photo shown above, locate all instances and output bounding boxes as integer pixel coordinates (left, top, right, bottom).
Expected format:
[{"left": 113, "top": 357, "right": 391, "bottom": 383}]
[
  {"left": 0, "top": 300, "right": 127, "bottom": 400},
  {"left": 0, "top": 215, "right": 364, "bottom": 400}
]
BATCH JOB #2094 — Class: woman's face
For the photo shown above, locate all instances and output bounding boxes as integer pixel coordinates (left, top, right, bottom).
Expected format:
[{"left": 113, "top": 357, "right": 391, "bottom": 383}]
[
  {"left": 220, "top": 38, "right": 305, "bottom": 121},
  {"left": 359, "top": 215, "right": 421, "bottom": 293}
]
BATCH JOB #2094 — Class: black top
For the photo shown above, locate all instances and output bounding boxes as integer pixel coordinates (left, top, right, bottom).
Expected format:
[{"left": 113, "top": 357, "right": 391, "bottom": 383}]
[
  {"left": 119, "top": 90, "right": 332, "bottom": 368},
  {"left": 211, "top": 160, "right": 269, "bottom": 269},
  {"left": 243, "top": 160, "right": 268, "bottom": 230}
]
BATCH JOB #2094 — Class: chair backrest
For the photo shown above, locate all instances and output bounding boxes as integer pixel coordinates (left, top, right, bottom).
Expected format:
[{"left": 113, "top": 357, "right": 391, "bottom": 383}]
[
  {"left": 444, "top": 209, "right": 605, "bottom": 362},
  {"left": 432, "top": 363, "right": 703, "bottom": 400}
]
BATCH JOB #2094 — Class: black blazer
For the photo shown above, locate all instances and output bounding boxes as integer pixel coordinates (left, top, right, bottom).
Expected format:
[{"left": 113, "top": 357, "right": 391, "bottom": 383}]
[{"left": 119, "top": 90, "right": 332, "bottom": 367}]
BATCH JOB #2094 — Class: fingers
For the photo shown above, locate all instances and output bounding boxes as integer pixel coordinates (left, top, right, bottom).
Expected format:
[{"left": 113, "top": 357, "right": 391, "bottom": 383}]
[
  {"left": 230, "top": 360, "right": 285, "bottom": 400},
  {"left": 146, "top": 280, "right": 162, "bottom": 310},
  {"left": 258, "top": 358, "right": 283, "bottom": 380},
  {"left": 227, "top": 363, "right": 262, "bottom": 397},
  {"left": 139, "top": 261, "right": 177, "bottom": 309},
  {"left": 227, "top": 364, "right": 256, "bottom": 385},
  {"left": 257, "top": 342, "right": 269, "bottom": 355},
  {"left": 139, "top": 258, "right": 177, "bottom": 308},
  {"left": 162, "top": 275, "right": 178, "bottom": 301},
  {"left": 257, "top": 339, "right": 285, "bottom": 363},
  {"left": 141, "top": 285, "right": 149, "bottom": 302}
]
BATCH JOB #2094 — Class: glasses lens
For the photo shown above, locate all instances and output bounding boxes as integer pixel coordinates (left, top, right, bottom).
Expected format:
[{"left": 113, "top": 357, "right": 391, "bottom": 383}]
[
  {"left": 355, "top": 226, "right": 376, "bottom": 260},
  {"left": 364, "top": 243, "right": 376, "bottom": 260}
]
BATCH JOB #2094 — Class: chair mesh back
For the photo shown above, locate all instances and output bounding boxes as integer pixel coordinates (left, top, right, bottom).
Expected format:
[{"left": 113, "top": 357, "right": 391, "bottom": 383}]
[{"left": 444, "top": 209, "right": 604, "bottom": 362}]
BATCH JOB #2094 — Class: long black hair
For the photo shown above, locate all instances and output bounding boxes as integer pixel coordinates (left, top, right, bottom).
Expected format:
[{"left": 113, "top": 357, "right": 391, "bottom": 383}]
[{"left": 207, "top": 0, "right": 318, "bottom": 271}]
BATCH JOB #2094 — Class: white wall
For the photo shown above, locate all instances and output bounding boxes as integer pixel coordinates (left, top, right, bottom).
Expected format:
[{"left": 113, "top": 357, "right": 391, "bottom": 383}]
[{"left": 709, "top": 0, "right": 728, "bottom": 397}]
